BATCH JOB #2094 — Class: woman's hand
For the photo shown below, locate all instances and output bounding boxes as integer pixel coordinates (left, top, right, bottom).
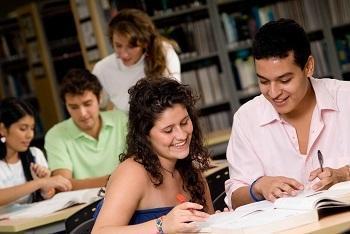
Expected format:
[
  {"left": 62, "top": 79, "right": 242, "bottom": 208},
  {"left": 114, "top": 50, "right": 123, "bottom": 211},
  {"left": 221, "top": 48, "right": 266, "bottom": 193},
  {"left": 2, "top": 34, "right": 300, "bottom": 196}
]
[
  {"left": 30, "top": 163, "right": 50, "bottom": 179},
  {"left": 215, "top": 207, "right": 230, "bottom": 213},
  {"left": 162, "top": 202, "right": 210, "bottom": 233},
  {"left": 38, "top": 175, "right": 72, "bottom": 198}
]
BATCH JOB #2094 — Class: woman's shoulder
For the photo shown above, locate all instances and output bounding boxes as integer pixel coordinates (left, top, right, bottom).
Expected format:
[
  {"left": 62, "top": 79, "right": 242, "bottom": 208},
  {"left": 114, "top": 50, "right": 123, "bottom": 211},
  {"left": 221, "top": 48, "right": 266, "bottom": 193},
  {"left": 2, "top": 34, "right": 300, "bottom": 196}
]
[{"left": 116, "top": 158, "right": 149, "bottom": 180}]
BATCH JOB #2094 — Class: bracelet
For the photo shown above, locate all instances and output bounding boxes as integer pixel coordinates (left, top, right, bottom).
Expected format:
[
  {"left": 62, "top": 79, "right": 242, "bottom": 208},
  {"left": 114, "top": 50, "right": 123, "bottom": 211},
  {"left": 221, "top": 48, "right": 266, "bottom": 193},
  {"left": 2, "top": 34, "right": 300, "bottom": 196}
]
[
  {"left": 249, "top": 176, "right": 265, "bottom": 202},
  {"left": 155, "top": 216, "right": 164, "bottom": 234}
]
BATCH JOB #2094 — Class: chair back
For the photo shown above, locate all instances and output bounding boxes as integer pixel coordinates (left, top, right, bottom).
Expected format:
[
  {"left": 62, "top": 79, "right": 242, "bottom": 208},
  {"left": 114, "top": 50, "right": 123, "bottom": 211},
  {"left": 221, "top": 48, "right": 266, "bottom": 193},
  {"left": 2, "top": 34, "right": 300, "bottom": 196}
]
[
  {"left": 206, "top": 165, "right": 229, "bottom": 211},
  {"left": 65, "top": 198, "right": 102, "bottom": 234}
]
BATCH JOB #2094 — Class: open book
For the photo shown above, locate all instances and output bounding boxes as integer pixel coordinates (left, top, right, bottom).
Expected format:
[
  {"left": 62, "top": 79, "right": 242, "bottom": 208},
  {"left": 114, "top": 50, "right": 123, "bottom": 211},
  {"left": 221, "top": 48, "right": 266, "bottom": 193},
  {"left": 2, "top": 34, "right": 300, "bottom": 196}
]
[
  {"left": 0, "top": 188, "right": 100, "bottom": 220},
  {"left": 199, "top": 181, "right": 350, "bottom": 233}
]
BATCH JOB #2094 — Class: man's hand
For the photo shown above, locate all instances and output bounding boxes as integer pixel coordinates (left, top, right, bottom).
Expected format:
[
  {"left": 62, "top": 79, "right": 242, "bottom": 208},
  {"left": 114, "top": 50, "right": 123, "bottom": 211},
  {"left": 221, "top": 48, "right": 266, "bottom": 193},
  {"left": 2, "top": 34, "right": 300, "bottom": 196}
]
[
  {"left": 309, "top": 166, "right": 350, "bottom": 191},
  {"left": 253, "top": 176, "right": 304, "bottom": 202}
]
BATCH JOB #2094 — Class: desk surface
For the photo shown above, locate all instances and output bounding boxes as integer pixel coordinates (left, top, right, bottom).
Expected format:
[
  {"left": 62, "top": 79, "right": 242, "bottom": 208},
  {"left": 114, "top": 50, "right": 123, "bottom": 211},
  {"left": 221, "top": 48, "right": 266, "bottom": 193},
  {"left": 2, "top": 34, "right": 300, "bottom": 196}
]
[
  {"left": 0, "top": 204, "right": 85, "bottom": 233},
  {"left": 280, "top": 211, "right": 350, "bottom": 234},
  {"left": 204, "top": 160, "right": 228, "bottom": 177}
]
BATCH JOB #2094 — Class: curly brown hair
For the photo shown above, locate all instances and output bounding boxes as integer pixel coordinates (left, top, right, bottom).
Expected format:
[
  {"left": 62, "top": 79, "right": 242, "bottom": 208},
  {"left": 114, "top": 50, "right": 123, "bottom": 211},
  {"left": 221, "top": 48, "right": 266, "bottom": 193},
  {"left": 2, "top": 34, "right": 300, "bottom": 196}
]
[
  {"left": 121, "top": 77, "right": 211, "bottom": 211},
  {"left": 108, "top": 9, "right": 178, "bottom": 78}
]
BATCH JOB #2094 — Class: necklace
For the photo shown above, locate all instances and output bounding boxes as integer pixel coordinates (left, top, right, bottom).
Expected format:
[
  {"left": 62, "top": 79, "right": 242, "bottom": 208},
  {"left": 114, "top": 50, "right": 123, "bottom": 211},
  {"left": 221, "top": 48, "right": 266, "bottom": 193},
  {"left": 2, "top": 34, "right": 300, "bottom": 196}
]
[{"left": 161, "top": 167, "right": 176, "bottom": 178}]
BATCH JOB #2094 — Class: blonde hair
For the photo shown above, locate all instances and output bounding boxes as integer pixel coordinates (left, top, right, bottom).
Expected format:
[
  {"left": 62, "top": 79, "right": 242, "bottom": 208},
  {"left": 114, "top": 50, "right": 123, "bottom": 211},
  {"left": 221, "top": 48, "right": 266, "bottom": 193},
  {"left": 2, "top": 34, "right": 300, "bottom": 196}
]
[{"left": 108, "top": 9, "right": 179, "bottom": 78}]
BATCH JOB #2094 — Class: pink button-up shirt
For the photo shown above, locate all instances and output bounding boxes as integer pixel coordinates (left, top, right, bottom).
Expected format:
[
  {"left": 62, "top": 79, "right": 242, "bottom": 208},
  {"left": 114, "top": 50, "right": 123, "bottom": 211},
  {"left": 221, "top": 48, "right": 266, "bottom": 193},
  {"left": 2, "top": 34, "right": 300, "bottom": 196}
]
[{"left": 225, "top": 78, "right": 350, "bottom": 209}]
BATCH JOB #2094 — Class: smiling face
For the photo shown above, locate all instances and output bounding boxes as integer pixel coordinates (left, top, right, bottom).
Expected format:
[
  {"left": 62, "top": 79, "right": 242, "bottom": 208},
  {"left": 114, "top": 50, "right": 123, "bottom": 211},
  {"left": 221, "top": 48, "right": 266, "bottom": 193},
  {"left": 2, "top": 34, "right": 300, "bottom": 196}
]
[
  {"left": 112, "top": 32, "right": 144, "bottom": 66},
  {"left": 256, "top": 51, "right": 314, "bottom": 117},
  {"left": 65, "top": 90, "right": 101, "bottom": 136},
  {"left": 1, "top": 115, "right": 35, "bottom": 153},
  {"left": 148, "top": 104, "right": 193, "bottom": 164}
]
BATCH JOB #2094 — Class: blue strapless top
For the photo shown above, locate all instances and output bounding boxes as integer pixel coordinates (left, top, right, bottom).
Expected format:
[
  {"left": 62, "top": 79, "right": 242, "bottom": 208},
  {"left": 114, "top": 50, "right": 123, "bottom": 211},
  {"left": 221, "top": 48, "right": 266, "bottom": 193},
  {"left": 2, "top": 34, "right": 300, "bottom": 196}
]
[
  {"left": 129, "top": 206, "right": 173, "bottom": 225},
  {"left": 93, "top": 199, "right": 173, "bottom": 225}
]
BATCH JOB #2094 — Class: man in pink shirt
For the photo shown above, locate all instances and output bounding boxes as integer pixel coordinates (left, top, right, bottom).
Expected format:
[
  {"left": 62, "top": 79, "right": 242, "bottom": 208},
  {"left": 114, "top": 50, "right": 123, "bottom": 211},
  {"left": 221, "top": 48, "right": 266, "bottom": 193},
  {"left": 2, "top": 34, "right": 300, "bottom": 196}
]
[{"left": 225, "top": 18, "right": 350, "bottom": 209}]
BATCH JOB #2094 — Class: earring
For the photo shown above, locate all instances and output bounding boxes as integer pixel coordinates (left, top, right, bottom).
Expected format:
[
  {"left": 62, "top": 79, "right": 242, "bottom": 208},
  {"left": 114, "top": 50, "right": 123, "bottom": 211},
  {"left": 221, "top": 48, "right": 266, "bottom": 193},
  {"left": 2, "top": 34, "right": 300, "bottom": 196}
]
[{"left": 0, "top": 136, "right": 5, "bottom": 143}]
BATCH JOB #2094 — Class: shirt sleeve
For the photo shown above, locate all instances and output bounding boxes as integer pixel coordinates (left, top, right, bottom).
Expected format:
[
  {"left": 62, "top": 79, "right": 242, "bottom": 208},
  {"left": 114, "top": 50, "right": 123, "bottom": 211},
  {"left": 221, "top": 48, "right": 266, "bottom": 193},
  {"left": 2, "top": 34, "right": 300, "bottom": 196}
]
[
  {"left": 45, "top": 127, "right": 73, "bottom": 172},
  {"left": 164, "top": 44, "right": 181, "bottom": 82},
  {"left": 225, "top": 112, "right": 265, "bottom": 209},
  {"left": 30, "top": 147, "right": 48, "bottom": 168}
]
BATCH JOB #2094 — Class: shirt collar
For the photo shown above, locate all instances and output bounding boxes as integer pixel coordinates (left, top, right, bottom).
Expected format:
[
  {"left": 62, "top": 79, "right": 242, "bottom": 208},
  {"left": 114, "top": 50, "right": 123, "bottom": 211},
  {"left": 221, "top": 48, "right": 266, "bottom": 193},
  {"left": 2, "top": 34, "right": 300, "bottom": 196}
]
[
  {"left": 117, "top": 53, "right": 145, "bottom": 71},
  {"left": 258, "top": 77, "right": 338, "bottom": 126},
  {"left": 69, "top": 112, "right": 114, "bottom": 139}
]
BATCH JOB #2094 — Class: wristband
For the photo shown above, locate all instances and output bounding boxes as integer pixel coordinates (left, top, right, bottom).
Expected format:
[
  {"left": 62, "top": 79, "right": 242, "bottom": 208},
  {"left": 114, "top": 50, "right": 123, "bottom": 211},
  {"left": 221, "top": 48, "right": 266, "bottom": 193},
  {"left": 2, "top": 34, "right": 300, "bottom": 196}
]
[
  {"left": 155, "top": 216, "right": 164, "bottom": 234},
  {"left": 249, "top": 176, "right": 265, "bottom": 202}
]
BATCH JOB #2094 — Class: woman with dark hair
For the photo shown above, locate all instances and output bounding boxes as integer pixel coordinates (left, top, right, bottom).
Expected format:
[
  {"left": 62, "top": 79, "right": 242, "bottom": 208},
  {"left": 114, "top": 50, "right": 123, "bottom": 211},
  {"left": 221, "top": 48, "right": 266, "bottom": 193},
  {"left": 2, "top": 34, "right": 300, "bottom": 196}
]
[
  {"left": 92, "top": 78, "right": 213, "bottom": 233},
  {"left": 0, "top": 98, "right": 71, "bottom": 206},
  {"left": 93, "top": 8, "right": 180, "bottom": 112}
]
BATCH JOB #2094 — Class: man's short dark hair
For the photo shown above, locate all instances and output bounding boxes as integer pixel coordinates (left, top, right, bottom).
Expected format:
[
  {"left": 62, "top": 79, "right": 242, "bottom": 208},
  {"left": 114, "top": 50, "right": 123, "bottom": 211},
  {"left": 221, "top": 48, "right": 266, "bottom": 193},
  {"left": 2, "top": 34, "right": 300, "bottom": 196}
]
[
  {"left": 60, "top": 69, "right": 102, "bottom": 103},
  {"left": 252, "top": 18, "right": 311, "bottom": 69}
]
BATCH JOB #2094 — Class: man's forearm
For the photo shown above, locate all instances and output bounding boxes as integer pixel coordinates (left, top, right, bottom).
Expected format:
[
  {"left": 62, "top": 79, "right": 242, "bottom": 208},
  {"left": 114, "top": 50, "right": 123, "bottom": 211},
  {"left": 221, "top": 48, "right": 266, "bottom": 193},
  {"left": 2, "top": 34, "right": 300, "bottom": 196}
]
[
  {"left": 231, "top": 186, "right": 253, "bottom": 209},
  {"left": 70, "top": 175, "right": 110, "bottom": 190}
]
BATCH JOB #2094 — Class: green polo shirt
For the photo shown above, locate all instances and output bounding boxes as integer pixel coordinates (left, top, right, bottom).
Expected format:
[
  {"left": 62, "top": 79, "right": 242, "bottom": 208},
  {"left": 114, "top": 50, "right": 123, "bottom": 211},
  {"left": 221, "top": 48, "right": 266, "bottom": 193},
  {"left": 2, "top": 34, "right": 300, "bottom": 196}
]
[{"left": 45, "top": 110, "right": 127, "bottom": 179}]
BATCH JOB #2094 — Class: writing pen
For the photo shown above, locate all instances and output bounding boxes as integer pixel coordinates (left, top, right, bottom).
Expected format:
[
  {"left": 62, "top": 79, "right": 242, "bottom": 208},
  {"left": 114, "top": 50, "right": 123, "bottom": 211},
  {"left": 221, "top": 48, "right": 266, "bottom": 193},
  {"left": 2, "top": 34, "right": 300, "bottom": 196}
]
[{"left": 317, "top": 150, "right": 324, "bottom": 172}]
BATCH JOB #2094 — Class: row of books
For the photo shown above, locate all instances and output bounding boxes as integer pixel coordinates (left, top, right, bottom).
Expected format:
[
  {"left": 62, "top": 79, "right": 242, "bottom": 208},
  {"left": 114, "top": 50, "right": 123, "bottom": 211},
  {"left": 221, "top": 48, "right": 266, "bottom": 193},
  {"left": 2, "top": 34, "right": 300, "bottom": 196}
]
[
  {"left": 142, "top": 0, "right": 205, "bottom": 17},
  {"left": 335, "top": 34, "right": 350, "bottom": 73},
  {"left": 311, "top": 40, "right": 332, "bottom": 77},
  {"left": 252, "top": 0, "right": 322, "bottom": 31},
  {"left": 0, "top": 32, "right": 25, "bottom": 60},
  {"left": 182, "top": 64, "right": 228, "bottom": 107},
  {"left": 199, "top": 110, "right": 232, "bottom": 136},
  {"left": 220, "top": 0, "right": 323, "bottom": 47},
  {"left": 161, "top": 18, "right": 217, "bottom": 61},
  {"left": 327, "top": 0, "right": 350, "bottom": 27},
  {"left": 232, "top": 50, "right": 257, "bottom": 91},
  {"left": 1, "top": 73, "right": 33, "bottom": 98}
]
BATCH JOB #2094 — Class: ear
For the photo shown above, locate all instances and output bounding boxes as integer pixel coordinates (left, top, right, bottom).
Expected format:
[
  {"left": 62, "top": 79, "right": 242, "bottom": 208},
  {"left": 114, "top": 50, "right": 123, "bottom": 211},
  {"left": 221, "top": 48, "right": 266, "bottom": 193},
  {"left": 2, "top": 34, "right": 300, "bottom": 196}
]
[{"left": 304, "top": 56, "right": 314, "bottom": 77}]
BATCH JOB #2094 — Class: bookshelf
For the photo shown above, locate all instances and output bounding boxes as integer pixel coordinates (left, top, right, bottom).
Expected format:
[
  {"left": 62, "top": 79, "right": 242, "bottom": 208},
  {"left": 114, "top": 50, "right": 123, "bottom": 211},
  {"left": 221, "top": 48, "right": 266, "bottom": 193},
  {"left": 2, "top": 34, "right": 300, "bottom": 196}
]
[
  {"left": 6, "top": 0, "right": 87, "bottom": 133},
  {"left": 0, "top": 0, "right": 347, "bottom": 155},
  {"left": 9, "top": 3, "right": 63, "bottom": 132}
]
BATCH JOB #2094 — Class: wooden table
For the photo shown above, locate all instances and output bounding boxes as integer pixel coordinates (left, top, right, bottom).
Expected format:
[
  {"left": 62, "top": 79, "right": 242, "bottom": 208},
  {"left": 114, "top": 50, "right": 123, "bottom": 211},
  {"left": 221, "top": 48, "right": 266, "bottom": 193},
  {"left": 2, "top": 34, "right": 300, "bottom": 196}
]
[
  {"left": 0, "top": 204, "right": 85, "bottom": 233},
  {"left": 280, "top": 211, "right": 350, "bottom": 234}
]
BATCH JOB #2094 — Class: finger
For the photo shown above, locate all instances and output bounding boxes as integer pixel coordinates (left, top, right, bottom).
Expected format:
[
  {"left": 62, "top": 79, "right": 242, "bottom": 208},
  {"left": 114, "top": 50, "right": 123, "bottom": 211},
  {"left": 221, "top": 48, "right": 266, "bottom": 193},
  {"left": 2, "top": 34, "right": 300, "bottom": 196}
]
[
  {"left": 317, "top": 168, "right": 332, "bottom": 179},
  {"left": 187, "top": 210, "right": 210, "bottom": 218},
  {"left": 271, "top": 187, "right": 284, "bottom": 199},
  {"left": 311, "top": 181, "right": 324, "bottom": 191},
  {"left": 180, "top": 222, "right": 201, "bottom": 232},
  {"left": 282, "top": 178, "right": 304, "bottom": 190},
  {"left": 309, "top": 168, "right": 321, "bottom": 181},
  {"left": 279, "top": 183, "right": 298, "bottom": 196},
  {"left": 266, "top": 193, "right": 277, "bottom": 202},
  {"left": 180, "top": 213, "right": 209, "bottom": 223},
  {"left": 179, "top": 202, "right": 204, "bottom": 211}
]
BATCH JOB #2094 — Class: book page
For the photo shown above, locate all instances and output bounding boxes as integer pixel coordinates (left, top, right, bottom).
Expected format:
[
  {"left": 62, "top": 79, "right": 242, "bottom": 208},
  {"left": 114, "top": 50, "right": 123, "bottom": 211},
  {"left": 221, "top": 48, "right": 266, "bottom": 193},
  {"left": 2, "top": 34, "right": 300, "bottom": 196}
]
[
  {"left": 0, "top": 188, "right": 100, "bottom": 219},
  {"left": 274, "top": 188, "right": 350, "bottom": 211},
  {"left": 202, "top": 208, "right": 317, "bottom": 233}
]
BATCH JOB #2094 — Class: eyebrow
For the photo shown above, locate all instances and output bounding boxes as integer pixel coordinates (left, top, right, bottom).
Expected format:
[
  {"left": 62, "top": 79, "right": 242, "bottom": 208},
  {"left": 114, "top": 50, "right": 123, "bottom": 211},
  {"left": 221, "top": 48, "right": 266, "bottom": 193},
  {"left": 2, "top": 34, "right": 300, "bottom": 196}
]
[
  {"left": 161, "top": 115, "right": 190, "bottom": 130},
  {"left": 256, "top": 72, "right": 293, "bottom": 80}
]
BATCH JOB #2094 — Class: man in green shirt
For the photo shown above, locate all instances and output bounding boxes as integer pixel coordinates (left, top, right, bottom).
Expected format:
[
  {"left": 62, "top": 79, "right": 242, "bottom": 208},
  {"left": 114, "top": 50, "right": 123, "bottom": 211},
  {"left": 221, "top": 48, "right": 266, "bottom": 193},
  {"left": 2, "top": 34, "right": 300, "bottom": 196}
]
[{"left": 45, "top": 69, "right": 128, "bottom": 190}]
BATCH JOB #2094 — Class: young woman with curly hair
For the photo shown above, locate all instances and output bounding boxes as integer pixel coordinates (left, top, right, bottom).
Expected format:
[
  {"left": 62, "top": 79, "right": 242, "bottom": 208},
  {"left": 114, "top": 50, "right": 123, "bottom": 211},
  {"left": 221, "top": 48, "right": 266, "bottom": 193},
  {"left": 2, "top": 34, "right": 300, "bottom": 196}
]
[
  {"left": 92, "top": 77, "right": 214, "bottom": 233},
  {"left": 93, "top": 8, "right": 181, "bottom": 112}
]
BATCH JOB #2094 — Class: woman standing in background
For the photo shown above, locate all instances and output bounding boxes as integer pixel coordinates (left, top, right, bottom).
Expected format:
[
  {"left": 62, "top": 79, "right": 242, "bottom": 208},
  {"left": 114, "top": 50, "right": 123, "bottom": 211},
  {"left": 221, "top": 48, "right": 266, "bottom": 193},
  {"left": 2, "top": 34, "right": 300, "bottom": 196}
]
[
  {"left": 93, "top": 8, "right": 181, "bottom": 112},
  {"left": 0, "top": 98, "right": 71, "bottom": 206}
]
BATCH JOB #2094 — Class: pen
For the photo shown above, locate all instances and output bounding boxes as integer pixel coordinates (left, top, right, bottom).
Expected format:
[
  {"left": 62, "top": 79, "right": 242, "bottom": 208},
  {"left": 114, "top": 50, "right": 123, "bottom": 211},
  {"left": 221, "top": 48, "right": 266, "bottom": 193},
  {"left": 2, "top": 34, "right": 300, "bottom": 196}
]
[
  {"left": 317, "top": 150, "right": 324, "bottom": 172},
  {"left": 176, "top": 193, "right": 186, "bottom": 204}
]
